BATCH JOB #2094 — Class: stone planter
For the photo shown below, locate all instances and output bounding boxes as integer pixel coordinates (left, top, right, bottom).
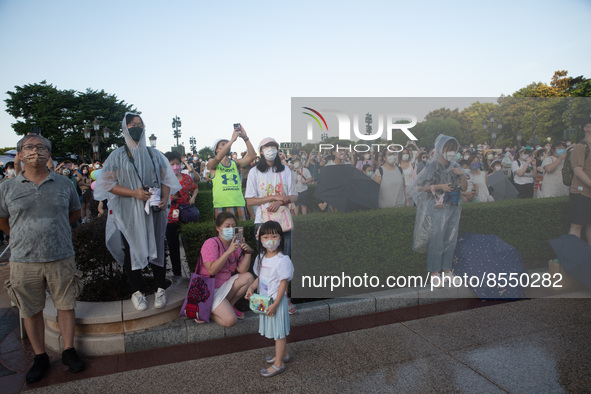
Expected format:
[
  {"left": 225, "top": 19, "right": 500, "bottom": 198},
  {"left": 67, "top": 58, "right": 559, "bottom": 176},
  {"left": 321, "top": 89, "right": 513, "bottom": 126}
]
[{"left": 43, "top": 276, "right": 189, "bottom": 356}]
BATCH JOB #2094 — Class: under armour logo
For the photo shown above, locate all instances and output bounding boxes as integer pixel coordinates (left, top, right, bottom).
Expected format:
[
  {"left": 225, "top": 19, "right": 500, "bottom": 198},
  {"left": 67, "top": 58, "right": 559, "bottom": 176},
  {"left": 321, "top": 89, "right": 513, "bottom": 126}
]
[{"left": 221, "top": 174, "right": 239, "bottom": 185}]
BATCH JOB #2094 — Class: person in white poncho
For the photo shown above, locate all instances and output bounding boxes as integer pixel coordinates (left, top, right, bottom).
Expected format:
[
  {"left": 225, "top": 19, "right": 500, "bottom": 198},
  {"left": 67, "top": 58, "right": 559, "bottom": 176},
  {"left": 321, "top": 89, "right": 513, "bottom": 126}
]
[
  {"left": 94, "top": 113, "right": 181, "bottom": 311},
  {"left": 407, "top": 134, "right": 468, "bottom": 287}
]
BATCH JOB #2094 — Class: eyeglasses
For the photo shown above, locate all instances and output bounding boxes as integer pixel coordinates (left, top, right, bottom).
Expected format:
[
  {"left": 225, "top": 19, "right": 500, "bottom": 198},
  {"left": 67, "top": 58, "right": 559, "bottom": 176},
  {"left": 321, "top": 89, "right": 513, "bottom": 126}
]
[{"left": 22, "top": 144, "right": 48, "bottom": 152}]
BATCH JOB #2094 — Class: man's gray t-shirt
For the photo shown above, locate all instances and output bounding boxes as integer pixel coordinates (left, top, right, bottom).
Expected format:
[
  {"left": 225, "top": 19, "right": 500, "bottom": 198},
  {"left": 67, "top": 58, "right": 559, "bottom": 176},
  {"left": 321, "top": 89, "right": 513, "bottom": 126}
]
[{"left": 0, "top": 171, "right": 80, "bottom": 263}]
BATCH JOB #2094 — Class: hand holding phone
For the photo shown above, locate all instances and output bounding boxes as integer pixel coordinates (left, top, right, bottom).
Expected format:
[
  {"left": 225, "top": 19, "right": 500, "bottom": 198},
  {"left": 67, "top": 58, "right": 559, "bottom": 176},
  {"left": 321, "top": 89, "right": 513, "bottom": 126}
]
[{"left": 234, "top": 227, "right": 244, "bottom": 244}]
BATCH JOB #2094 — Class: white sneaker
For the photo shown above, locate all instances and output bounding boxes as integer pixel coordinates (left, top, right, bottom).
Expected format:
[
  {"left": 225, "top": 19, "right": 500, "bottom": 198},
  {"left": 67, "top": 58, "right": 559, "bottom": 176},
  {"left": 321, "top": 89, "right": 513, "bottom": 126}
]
[
  {"left": 443, "top": 271, "right": 458, "bottom": 286},
  {"left": 154, "top": 288, "right": 167, "bottom": 309},
  {"left": 131, "top": 291, "right": 148, "bottom": 311},
  {"left": 430, "top": 273, "right": 443, "bottom": 288}
]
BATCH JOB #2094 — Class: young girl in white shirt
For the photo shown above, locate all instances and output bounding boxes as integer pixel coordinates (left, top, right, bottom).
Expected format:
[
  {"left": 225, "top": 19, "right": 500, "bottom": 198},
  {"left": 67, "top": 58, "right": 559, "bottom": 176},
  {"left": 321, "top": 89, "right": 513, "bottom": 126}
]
[{"left": 246, "top": 220, "right": 294, "bottom": 377}]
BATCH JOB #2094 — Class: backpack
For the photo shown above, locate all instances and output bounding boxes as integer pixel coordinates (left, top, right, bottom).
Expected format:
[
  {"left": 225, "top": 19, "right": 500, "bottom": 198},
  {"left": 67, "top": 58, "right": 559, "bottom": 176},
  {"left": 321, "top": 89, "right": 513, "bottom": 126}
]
[
  {"left": 378, "top": 165, "right": 403, "bottom": 178},
  {"left": 562, "top": 141, "right": 590, "bottom": 186}
]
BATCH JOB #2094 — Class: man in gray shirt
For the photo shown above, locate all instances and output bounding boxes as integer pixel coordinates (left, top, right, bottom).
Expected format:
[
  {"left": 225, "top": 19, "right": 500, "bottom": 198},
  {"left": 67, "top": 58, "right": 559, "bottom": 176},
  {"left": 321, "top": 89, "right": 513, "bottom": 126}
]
[{"left": 0, "top": 135, "right": 85, "bottom": 383}]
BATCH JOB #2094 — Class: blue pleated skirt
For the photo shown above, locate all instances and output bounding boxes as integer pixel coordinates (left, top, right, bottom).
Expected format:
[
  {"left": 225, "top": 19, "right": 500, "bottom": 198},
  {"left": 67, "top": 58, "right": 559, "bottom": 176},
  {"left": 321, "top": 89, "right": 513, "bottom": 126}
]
[{"left": 259, "top": 296, "right": 290, "bottom": 340}]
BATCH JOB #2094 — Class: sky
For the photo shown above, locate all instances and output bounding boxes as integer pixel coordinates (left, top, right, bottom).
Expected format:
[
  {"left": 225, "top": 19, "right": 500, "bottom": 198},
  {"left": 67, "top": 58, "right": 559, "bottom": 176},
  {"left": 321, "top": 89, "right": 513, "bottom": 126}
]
[{"left": 0, "top": 0, "right": 590, "bottom": 155}]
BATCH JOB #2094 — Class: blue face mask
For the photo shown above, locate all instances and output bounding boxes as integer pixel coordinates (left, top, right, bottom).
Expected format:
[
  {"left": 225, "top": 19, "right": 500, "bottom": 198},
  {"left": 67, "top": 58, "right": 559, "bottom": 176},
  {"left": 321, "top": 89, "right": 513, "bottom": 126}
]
[
  {"left": 471, "top": 162, "right": 481, "bottom": 170},
  {"left": 556, "top": 148, "right": 566, "bottom": 156},
  {"left": 221, "top": 227, "right": 234, "bottom": 242}
]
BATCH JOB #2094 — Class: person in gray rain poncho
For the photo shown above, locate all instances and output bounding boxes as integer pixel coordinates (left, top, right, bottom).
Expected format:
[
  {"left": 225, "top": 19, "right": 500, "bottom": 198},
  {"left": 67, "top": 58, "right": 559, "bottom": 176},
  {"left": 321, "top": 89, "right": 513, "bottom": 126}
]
[
  {"left": 408, "top": 134, "right": 468, "bottom": 287},
  {"left": 94, "top": 113, "right": 181, "bottom": 311}
]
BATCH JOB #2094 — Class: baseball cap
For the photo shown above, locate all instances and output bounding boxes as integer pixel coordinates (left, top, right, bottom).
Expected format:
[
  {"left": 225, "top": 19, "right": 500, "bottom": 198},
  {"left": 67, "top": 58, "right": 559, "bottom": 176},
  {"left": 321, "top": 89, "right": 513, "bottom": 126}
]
[
  {"left": 213, "top": 139, "right": 229, "bottom": 152},
  {"left": 258, "top": 137, "right": 279, "bottom": 151}
]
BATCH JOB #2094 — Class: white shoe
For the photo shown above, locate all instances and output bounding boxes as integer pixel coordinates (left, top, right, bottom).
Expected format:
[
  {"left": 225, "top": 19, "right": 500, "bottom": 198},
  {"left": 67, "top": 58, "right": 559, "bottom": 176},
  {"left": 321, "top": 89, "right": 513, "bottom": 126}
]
[
  {"left": 430, "top": 273, "right": 443, "bottom": 288},
  {"left": 131, "top": 291, "right": 148, "bottom": 311},
  {"left": 442, "top": 271, "right": 458, "bottom": 286},
  {"left": 154, "top": 288, "right": 167, "bottom": 309}
]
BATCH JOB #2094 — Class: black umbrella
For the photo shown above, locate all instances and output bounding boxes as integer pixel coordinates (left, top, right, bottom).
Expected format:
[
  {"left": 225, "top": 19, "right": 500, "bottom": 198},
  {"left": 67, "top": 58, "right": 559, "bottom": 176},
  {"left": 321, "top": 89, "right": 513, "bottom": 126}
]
[
  {"left": 548, "top": 234, "right": 591, "bottom": 289},
  {"left": 314, "top": 164, "right": 379, "bottom": 212},
  {"left": 487, "top": 170, "right": 518, "bottom": 201}
]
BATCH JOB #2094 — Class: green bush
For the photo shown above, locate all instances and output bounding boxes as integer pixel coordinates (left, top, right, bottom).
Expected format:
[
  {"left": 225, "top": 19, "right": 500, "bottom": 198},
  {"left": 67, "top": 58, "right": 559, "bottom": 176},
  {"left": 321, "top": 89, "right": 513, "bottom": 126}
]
[
  {"left": 194, "top": 189, "right": 214, "bottom": 223},
  {"left": 180, "top": 196, "right": 571, "bottom": 290},
  {"left": 193, "top": 183, "right": 324, "bottom": 223},
  {"left": 181, "top": 219, "right": 258, "bottom": 272},
  {"left": 72, "top": 215, "right": 165, "bottom": 301}
]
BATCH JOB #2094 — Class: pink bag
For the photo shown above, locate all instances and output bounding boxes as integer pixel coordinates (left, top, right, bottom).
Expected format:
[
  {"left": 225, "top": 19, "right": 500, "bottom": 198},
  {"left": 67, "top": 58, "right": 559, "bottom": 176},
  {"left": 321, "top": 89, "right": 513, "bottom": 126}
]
[
  {"left": 261, "top": 206, "right": 293, "bottom": 232},
  {"left": 179, "top": 272, "right": 214, "bottom": 322},
  {"left": 179, "top": 239, "right": 222, "bottom": 322},
  {"left": 261, "top": 171, "right": 294, "bottom": 232}
]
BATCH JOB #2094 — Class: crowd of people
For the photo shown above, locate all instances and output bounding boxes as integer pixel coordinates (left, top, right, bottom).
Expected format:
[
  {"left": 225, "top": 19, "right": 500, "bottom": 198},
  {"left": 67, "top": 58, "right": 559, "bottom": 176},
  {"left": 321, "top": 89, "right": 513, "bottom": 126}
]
[{"left": 1, "top": 114, "right": 590, "bottom": 381}]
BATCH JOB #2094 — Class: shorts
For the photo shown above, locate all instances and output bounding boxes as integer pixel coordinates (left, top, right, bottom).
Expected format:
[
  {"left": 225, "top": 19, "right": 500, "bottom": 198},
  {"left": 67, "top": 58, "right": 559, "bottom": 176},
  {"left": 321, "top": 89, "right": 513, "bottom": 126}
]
[
  {"left": 214, "top": 206, "right": 247, "bottom": 221},
  {"left": 570, "top": 193, "right": 591, "bottom": 226},
  {"left": 294, "top": 189, "right": 310, "bottom": 206},
  {"left": 5, "top": 256, "right": 83, "bottom": 318}
]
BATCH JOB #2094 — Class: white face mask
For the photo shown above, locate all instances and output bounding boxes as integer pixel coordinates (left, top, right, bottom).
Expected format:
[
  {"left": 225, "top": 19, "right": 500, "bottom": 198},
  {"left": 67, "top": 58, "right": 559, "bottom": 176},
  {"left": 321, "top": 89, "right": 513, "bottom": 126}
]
[
  {"left": 7, "top": 169, "right": 15, "bottom": 177},
  {"left": 262, "top": 239, "right": 280, "bottom": 252},
  {"left": 364, "top": 154, "right": 370, "bottom": 160},
  {"left": 293, "top": 162, "right": 300, "bottom": 169},
  {"left": 402, "top": 154, "right": 410, "bottom": 161},
  {"left": 444, "top": 151, "right": 457, "bottom": 162},
  {"left": 386, "top": 155, "right": 396, "bottom": 164},
  {"left": 263, "top": 147, "right": 278, "bottom": 161}
]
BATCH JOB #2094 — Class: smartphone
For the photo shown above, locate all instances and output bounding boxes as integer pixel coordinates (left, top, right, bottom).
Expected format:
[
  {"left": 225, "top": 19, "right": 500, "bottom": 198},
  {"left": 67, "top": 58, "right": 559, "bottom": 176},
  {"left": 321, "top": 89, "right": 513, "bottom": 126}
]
[
  {"left": 234, "top": 227, "right": 244, "bottom": 244},
  {"left": 233, "top": 123, "right": 241, "bottom": 132}
]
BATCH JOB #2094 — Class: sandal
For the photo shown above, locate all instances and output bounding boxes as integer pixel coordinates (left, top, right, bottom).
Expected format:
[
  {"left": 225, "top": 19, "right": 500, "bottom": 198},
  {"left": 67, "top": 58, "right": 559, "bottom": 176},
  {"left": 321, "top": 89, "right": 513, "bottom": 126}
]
[
  {"left": 288, "top": 302, "right": 297, "bottom": 315},
  {"left": 266, "top": 354, "right": 291, "bottom": 364},
  {"left": 233, "top": 307, "right": 245, "bottom": 320},
  {"left": 260, "top": 363, "right": 285, "bottom": 377}
]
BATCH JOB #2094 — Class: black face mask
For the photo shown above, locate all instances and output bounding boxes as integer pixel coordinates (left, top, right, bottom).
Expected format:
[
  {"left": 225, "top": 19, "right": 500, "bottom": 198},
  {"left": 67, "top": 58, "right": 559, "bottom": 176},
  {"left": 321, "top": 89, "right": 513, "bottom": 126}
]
[{"left": 128, "top": 126, "right": 144, "bottom": 141}]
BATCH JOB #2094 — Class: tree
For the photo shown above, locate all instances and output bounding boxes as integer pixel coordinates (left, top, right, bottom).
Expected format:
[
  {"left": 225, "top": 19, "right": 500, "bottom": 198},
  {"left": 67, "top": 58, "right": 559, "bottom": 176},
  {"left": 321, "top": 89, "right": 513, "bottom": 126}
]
[
  {"left": 412, "top": 117, "right": 463, "bottom": 148},
  {"left": 512, "top": 82, "right": 561, "bottom": 98},
  {"left": 0, "top": 147, "right": 16, "bottom": 155},
  {"left": 198, "top": 146, "right": 214, "bottom": 159},
  {"left": 5, "top": 81, "right": 138, "bottom": 160}
]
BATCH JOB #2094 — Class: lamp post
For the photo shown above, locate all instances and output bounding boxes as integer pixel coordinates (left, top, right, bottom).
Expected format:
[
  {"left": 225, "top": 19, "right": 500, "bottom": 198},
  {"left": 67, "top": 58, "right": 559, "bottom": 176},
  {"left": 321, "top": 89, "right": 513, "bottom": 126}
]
[
  {"left": 189, "top": 137, "right": 196, "bottom": 154},
  {"left": 365, "top": 113, "right": 373, "bottom": 135},
  {"left": 149, "top": 134, "right": 157, "bottom": 148},
  {"left": 320, "top": 133, "right": 328, "bottom": 141},
  {"left": 83, "top": 117, "right": 110, "bottom": 161},
  {"left": 482, "top": 114, "right": 502, "bottom": 149},
  {"left": 172, "top": 116, "right": 182, "bottom": 147}
]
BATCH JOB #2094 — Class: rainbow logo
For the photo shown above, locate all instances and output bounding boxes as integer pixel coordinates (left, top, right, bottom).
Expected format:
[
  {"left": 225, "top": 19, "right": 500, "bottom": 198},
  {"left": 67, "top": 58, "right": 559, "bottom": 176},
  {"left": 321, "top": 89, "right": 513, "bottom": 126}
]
[{"left": 302, "top": 107, "right": 328, "bottom": 132}]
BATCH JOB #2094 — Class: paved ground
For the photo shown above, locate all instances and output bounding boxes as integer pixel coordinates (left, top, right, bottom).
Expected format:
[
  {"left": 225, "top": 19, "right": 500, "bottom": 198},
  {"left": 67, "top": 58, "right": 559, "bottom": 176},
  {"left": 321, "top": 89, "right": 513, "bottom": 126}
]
[{"left": 3, "top": 241, "right": 591, "bottom": 393}]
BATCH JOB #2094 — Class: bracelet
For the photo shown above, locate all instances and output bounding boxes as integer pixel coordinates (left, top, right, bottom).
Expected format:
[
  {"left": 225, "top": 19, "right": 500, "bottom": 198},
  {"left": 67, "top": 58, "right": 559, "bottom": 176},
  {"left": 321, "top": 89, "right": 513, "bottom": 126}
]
[
  {"left": 243, "top": 137, "right": 249, "bottom": 142},
  {"left": 245, "top": 250, "right": 253, "bottom": 255}
]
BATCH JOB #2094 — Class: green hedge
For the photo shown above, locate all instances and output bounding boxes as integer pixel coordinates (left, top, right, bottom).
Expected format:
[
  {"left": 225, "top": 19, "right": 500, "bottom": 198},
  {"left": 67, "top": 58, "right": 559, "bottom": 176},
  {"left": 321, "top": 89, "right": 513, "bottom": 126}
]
[
  {"left": 181, "top": 196, "right": 570, "bottom": 282},
  {"left": 194, "top": 182, "right": 326, "bottom": 223},
  {"left": 181, "top": 219, "right": 258, "bottom": 272}
]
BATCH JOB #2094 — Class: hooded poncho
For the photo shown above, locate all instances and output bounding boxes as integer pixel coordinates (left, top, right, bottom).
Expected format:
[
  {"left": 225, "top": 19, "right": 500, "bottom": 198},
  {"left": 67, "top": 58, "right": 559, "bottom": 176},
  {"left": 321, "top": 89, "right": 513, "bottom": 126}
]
[
  {"left": 408, "top": 134, "right": 463, "bottom": 253},
  {"left": 94, "top": 113, "right": 181, "bottom": 270}
]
